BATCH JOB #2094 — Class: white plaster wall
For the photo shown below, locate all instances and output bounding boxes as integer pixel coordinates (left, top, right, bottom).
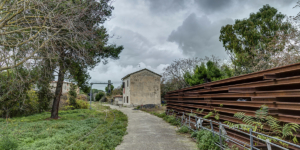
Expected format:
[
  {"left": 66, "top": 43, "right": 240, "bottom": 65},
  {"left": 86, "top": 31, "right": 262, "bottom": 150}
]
[{"left": 122, "top": 77, "right": 130, "bottom": 106}]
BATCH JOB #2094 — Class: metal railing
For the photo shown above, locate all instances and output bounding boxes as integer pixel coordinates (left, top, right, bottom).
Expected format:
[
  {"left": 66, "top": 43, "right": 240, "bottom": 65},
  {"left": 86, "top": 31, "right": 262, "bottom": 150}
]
[{"left": 166, "top": 109, "right": 300, "bottom": 150}]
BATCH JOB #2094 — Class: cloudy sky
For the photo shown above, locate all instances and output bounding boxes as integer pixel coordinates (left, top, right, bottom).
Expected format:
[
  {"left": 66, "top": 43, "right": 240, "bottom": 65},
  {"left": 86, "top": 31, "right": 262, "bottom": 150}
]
[{"left": 90, "top": 0, "right": 299, "bottom": 90}]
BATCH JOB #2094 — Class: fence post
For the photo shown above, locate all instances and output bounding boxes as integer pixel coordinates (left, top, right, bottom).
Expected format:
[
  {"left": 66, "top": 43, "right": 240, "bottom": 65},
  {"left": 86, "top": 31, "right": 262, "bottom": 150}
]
[
  {"left": 219, "top": 122, "right": 223, "bottom": 149},
  {"left": 200, "top": 118, "right": 202, "bottom": 128},
  {"left": 250, "top": 128, "right": 253, "bottom": 150},
  {"left": 189, "top": 115, "right": 191, "bottom": 128},
  {"left": 210, "top": 120, "right": 214, "bottom": 137},
  {"left": 196, "top": 118, "right": 198, "bottom": 129},
  {"left": 182, "top": 112, "right": 184, "bottom": 125}
]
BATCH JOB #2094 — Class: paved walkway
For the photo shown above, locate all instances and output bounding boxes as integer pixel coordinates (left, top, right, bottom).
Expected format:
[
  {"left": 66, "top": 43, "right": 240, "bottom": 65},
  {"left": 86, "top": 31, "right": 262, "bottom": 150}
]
[{"left": 105, "top": 104, "right": 197, "bottom": 150}]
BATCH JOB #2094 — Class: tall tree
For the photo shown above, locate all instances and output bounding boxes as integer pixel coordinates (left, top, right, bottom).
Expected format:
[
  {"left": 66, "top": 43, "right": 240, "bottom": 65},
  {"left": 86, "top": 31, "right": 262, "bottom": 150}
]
[
  {"left": 50, "top": 0, "right": 123, "bottom": 119},
  {"left": 219, "top": 5, "right": 292, "bottom": 74},
  {"left": 105, "top": 84, "right": 114, "bottom": 95}
]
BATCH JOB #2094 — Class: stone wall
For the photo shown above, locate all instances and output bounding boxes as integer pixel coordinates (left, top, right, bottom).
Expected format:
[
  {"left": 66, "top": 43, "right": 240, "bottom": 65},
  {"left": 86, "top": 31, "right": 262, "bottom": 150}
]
[{"left": 129, "top": 70, "right": 161, "bottom": 106}]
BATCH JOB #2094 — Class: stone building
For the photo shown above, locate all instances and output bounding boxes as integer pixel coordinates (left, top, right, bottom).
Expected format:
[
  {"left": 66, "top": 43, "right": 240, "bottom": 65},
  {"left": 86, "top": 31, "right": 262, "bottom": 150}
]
[
  {"left": 122, "top": 68, "right": 161, "bottom": 107},
  {"left": 50, "top": 81, "right": 79, "bottom": 94}
]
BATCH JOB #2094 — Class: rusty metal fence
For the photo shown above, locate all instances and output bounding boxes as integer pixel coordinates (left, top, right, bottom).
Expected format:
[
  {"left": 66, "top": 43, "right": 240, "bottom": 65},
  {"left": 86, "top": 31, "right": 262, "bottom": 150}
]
[
  {"left": 166, "top": 109, "right": 300, "bottom": 150},
  {"left": 164, "top": 62, "right": 300, "bottom": 150}
]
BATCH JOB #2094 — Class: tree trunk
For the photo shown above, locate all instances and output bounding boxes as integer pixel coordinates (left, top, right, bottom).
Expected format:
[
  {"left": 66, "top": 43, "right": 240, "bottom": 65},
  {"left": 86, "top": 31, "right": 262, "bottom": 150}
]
[{"left": 50, "top": 62, "right": 65, "bottom": 119}]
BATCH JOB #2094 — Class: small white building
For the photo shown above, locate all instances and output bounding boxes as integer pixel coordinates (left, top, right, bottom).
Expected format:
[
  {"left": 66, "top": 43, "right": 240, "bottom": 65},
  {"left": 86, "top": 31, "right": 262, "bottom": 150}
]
[
  {"left": 113, "top": 95, "right": 123, "bottom": 105},
  {"left": 122, "top": 68, "right": 161, "bottom": 107}
]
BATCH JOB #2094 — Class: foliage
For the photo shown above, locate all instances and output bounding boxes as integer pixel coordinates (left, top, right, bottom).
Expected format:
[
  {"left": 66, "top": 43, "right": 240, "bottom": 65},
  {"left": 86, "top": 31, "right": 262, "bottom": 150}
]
[
  {"left": 150, "top": 112, "right": 180, "bottom": 126},
  {"left": 0, "top": 106, "right": 128, "bottom": 150},
  {"left": 0, "top": 136, "right": 18, "bottom": 150},
  {"left": 112, "top": 86, "right": 123, "bottom": 96},
  {"left": 161, "top": 56, "right": 232, "bottom": 97},
  {"left": 95, "top": 92, "right": 105, "bottom": 101},
  {"left": 184, "top": 60, "right": 233, "bottom": 86},
  {"left": 196, "top": 129, "right": 223, "bottom": 150},
  {"left": 219, "top": 4, "right": 293, "bottom": 74},
  {"left": 178, "top": 125, "right": 189, "bottom": 133},
  {"left": 164, "top": 115, "right": 181, "bottom": 126},
  {"left": 225, "top": 105, "right": 300, "bottom": 147},
  {"left": 105, "top": 84, "right": 115, "bottom": 95},
  {"left": 69, "top": 84, "right": 78, "bottom": 109},
  {"left": 49, "top": 0, "right": 123, "bottom": 119},
  {"left": 0, "top": 68, "right": 43, "bottom": 118},
  {"left": 75, "top": 100, "right": 89, "bottom": 109}
]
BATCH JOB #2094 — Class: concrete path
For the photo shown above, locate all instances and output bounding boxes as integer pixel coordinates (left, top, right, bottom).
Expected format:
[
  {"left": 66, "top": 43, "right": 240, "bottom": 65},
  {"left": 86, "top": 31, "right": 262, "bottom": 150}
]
[{"left": 105, "top": 104, "right": 197, "bottom": 150}]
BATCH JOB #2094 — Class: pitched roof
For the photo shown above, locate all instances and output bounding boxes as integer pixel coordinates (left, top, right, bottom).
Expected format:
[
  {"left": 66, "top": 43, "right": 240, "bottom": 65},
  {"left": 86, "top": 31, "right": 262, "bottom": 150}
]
[
  {"left": 113, "top": 95, "right": 123, "bottom": 98},
  {"left": 122, "top": 68, "right": 162, "bottom": 80}
]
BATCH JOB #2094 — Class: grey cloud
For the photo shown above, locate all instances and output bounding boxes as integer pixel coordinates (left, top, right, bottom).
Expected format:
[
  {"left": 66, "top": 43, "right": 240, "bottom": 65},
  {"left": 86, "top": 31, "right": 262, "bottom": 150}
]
[
  {"left": 145, "top": 0, "right": 188, "bottom": 14},
  {"left": 194, "top": 0, "right": 297, "bottom": 15},
  {"left": 168, "top": 13, "right": 233, "bottom": 58},
  {"left": 194, "top": 0, "right": 233, "bottom": 14},
  {"left": 110, "top": 27, "right": 184, "bottom": 67}
]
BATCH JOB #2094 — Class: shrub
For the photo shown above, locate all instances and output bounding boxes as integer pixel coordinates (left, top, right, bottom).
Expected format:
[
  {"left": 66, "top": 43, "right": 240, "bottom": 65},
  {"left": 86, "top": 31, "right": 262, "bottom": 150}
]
[
  {"left": 95, "top": 92, "right": 105, "bottom": 101},
  {"left": 157, "top": 113, "right": 166, "bottom": 118},
  {"left": 196, "top": 129, "right": 222, "bottom": 150},
  {"left": 0, "top": 136, "right": 18, "bottom": 150},
  {"left": 164, "top": 115, "right": 180, "bottom": 126},
  {"left": 178, "top": 125, "right": 189, "bottom": 133},
  {"left": 69, "top": 84, "right": 77, "bottom": 108},
  {"left": 77, "top": 94, "right": 87, "bottom": 101},
  {"left": 76, "top": 99, "right": 89, "bottom": 109}
]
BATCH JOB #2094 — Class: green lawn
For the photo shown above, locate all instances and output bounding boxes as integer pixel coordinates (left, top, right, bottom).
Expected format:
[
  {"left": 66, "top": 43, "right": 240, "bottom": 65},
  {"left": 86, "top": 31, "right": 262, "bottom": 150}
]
[{"left": 0, "top": 103, "right": 128, "bottom": 150}]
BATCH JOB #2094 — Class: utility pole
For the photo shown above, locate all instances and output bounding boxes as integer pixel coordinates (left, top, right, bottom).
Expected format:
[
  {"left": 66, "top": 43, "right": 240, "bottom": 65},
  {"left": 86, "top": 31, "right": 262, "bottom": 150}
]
[{"left": 89, "top": 80, "right": 112, "bottom": 109}]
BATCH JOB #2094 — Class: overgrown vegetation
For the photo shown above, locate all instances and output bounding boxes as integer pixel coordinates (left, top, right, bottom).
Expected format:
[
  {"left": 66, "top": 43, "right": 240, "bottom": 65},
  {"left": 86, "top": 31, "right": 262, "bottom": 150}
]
[
  {"left": 225, "top": 105, "right": 300, "bottom": 147},
  {"left": 95, "top": 92, "right": 105, "bottom": 101},
  {"left": 178, "top": 125, "right": 189, "bottom": 133},
  {"left": 184, "top": 60, "right": 233, "bottom": 86},
  {"left": 0, "top": 103, "right": 128, "bottom": 150},
  {"left": 69, "top": 84, "right": 78, "bottom": 109},
  {"left": 195, "top": 129, "right": 224, "bottom": 150},
  {"left": 143, "top": 108, "right": 223, "bottom": 150}
]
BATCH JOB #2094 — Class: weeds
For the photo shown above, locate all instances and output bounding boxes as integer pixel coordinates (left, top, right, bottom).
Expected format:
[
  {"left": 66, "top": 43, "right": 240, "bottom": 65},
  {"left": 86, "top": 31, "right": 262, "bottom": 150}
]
[
  {"left": 0, "top": 105, "right": 128, "bottom": 150},
  {"left": 196, "top": 129, "right": 225, "bottom": 150},
  {"left": 177, "top": 125, "right": 189, "bottom": 133},
  {"left": 0, "top": 136, "right": 18, "bottom": 150}
]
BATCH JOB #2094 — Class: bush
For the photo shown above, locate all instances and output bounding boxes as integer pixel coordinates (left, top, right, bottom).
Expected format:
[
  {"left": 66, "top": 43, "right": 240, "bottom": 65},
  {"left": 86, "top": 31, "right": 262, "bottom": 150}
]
[
  {"left": 69, "top": 84, "right": 77, "bottom": 108},
  {"left": 77, "top": 94, "right": 87, "bottom": 101},
  {"left": 76, "top": 99, "right": 89, "bottom": 109},
  {"left": 95, "top": 92, "right": 105, "bottom": 101},
  {"left": 196, "top": 129, "right": 223, "bottom": 150},
  {"left": 0, "top": 136, "right": 18, "bottom": 150},
  {"left": 164, "top": 115, "right": 180, "bottom": 126},
  {"left": 178, "top": 125, "right": 189, "bottom": 133}
]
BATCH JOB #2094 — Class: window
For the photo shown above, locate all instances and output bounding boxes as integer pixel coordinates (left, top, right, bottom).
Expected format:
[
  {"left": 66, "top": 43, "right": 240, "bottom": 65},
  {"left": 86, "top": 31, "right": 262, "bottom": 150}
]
[
  {"left": 127, "top": 96, "right": 128, "bottom": 103},
  {"left": 127, "top": 80, "right": 128, "bottom": 87}
]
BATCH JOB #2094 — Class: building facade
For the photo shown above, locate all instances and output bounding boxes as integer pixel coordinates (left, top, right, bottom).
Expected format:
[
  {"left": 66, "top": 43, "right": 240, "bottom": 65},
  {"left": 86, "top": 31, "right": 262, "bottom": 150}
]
[
  {"left": 50, "top": 81, "right": 79, "bottom": 94},
  {"left": 122, "top": 69, "right": 161, "bottom": 107}
]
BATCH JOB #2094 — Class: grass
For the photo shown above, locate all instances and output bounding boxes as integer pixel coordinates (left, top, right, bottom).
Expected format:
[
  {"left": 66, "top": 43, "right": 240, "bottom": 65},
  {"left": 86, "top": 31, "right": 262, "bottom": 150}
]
[
  {"left": 141, "top": 107, "right": 180, "bottom": 126},
  {"left": 0, "top": 103, "right": 128, "bottom": 150},
  {"left": 141, "top": 108, "right": 225, "bottom": 150}
]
